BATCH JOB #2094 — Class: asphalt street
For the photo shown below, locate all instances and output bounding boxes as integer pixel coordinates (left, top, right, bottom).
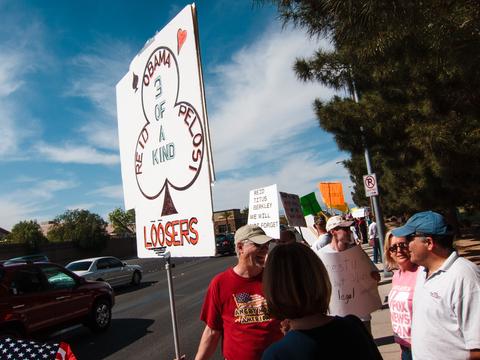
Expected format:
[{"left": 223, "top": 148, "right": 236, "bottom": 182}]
[{"left": 50, "top": 255, "right": 237, "bottom": 360}]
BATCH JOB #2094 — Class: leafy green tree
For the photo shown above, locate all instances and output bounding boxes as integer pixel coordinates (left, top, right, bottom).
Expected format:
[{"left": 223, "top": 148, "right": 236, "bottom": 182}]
[
  {"left": 6, "top": 220, "right": 47, "bottom": 252},
  {"left": 48, "top": 209, "right": 108, "bottom": 250},
  {"left": 108, "top": 208, "right": 135, "bottom": 236},
  {"left": 263, "top": 0, "right": 480, "bottom": 218}
]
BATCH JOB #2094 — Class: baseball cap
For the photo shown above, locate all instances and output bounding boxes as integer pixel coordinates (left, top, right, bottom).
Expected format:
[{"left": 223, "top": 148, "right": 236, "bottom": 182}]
[
  {"left": 326, "top": 215, "right": 354, "bottom": 232},
  {"left": 234, "top": 224, "right": 273, "bottom": 245},
  {"left": 391, "top": 211, "right": 448, "bottom": 237}
]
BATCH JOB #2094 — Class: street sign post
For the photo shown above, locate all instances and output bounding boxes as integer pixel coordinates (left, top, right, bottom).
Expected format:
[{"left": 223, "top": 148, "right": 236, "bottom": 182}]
[{"left": 363, "top": 173, "right": 379, "bottom": 197}]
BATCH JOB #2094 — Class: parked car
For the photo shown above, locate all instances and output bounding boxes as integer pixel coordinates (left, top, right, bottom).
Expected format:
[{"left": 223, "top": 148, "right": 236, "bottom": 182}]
[
  {"left": 4, "top": 254, "right": 50, "bottom": 265},
  {"left": 66, "top": 256, "right": 142, "bottom": 287},
  {"left": 0, "top": 261, "right": 114, "bottom": 337},
  {"left": 215, "top": 233, "right": 235, "bottom": 255}
]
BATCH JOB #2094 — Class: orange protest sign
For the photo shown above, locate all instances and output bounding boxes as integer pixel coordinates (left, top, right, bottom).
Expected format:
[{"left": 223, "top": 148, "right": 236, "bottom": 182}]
[{"left": 318, "top": 182, "right": 348, "bottom": 213}]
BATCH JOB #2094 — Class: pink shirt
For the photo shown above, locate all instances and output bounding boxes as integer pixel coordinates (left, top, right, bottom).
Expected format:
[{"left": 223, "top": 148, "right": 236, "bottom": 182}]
[{"left": 388, "top": 266, "right": 419, "bottom": 347}]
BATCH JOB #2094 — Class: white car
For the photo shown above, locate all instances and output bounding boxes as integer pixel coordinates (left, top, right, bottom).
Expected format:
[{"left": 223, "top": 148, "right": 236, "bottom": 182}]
[{"left": 66, "top": 256, "right": 142, "bottom": 287}]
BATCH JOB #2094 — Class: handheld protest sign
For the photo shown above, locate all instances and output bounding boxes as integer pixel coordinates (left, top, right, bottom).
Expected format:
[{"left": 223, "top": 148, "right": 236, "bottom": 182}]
[
  {"left": 116, "top": 4, "right": 215, "bottom": 258},
  {"left": 279, "top": 192, "right": 307, "bottom": 227},
  {"left": 318, "top": 246, "right": 382, "bottom": 317},
  {"left": 248, "top": 184, "right": 280, "bottom": 239}
]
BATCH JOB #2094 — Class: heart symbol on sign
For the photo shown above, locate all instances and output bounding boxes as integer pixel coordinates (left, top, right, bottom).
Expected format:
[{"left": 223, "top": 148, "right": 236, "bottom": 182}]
[{"left": 177, "top": 29, "right": 187, "bottom": 54}]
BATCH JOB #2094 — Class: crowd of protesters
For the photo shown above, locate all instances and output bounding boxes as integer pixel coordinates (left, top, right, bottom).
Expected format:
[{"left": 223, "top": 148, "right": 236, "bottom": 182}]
[{"left": 195, "top": 211, "right": 480, "bottom": 360}]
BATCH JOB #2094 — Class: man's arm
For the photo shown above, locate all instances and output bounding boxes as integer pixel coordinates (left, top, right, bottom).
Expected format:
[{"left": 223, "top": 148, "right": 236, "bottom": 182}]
[
  {"left": 194, "top": 325, "right": 221, "bottom": 360},
  {"left": 469, "top": 349, "right": 480, "bottom": 360}
]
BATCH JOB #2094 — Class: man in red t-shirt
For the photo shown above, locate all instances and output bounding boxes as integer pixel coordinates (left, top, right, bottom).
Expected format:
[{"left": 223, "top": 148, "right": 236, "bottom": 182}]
[{"left": 195, "top": 225, "right": 283, "bottom": 360}]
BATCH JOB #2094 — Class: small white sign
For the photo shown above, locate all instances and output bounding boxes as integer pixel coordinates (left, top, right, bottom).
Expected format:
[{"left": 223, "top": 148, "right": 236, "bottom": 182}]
[
  {"left": 363, "top": 173, "right": 378, "bottom": 197},
  {"left": 318, "top": 246, "right": 382, "bottom": 317},
  {"left": 248, "top": 184, "right": 280, "bottom": 239}
]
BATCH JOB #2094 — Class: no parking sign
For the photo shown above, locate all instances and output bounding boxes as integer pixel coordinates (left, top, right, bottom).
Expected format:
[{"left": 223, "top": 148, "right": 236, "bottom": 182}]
[{"left": 363, "top": 173, "right": 378, "bottom": 197}]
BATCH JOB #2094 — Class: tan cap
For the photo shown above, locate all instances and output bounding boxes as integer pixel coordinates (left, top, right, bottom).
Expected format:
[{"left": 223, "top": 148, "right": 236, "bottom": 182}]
[
  {"left": 326, "top": 215, "right": 354, "bottom": 232},
  {"left": 234, "top": 224, "right": 272, "bottom": 245}
]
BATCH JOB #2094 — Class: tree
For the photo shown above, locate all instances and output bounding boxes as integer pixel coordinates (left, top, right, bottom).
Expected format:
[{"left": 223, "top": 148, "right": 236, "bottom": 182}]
[
  {"left": 6, "top": 220, "right": 47, "bottom": 253},
  {"left": 264, "top": 0, "right": 480, "bottom": 217},
  {"left": 48, "top": 209, "right": 108, "bottom": 250},
  {"left": 108, "top": 208, "right": 135, "bottom": 236}
]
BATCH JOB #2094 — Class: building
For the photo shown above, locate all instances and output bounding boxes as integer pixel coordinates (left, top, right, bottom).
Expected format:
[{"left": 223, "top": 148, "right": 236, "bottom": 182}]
[{"left": 213, "top": 209, "right": 247, "bottom": 235}]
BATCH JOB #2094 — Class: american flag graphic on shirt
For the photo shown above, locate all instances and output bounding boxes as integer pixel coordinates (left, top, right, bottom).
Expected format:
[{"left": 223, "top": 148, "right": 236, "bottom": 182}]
[
  {"left": 234, "top": 293, "right": 266, "bottom": 309},
  {"left": 233, "top": 293, "right": 271, "bottom": 324},
  {"left": 0, "top": 337, "right": 76, "bottom": 360}
]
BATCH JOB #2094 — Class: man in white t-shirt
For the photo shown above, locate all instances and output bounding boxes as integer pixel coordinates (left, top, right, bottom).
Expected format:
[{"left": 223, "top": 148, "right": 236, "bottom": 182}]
[
  {"left": 319, "top": 215, "right": 380, "bottom": 333},
  {"left": 392, "top": 211, "right": 480, "bottom": 360},
  {"left": 368, "top": 217, "right": 381, "bottom": 263}
]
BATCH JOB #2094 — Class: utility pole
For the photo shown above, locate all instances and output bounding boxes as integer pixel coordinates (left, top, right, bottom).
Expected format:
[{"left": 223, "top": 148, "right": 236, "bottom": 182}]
[{"left": 351, "top": 82, "right": 386, "bottom": 265}]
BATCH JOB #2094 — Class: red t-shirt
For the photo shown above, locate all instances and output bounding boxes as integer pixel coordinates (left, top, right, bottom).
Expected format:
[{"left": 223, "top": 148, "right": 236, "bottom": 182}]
[{"left": 200, "top": 268, "right": 283, "bottom": 360}]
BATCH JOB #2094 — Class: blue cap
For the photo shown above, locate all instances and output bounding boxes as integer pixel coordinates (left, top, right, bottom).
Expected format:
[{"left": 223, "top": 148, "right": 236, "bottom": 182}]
[{"left": 391, "top": 211, "right": 448, "bottom": 237}]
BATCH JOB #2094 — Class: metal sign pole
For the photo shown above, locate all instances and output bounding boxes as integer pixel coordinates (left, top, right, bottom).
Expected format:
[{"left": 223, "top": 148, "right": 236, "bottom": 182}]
[{"left": 164, "top": 253, "right": 181, "bottom": 359}]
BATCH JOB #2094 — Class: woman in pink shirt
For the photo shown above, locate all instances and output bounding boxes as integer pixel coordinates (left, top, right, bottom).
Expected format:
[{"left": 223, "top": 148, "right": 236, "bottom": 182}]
[{"left": 384, "top": 230, "right": 419, "bottom": 360}]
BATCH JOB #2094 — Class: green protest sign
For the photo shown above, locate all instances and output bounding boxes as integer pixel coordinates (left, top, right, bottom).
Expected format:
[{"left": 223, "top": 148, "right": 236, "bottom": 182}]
[{"left": 300, "top": 192, "right": 322, "bottom": 216}]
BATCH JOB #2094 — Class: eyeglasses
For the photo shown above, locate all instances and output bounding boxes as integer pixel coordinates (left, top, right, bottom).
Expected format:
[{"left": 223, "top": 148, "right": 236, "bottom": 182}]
[{"left": 388, "top": 242, "right": 409, "bottom": 253}]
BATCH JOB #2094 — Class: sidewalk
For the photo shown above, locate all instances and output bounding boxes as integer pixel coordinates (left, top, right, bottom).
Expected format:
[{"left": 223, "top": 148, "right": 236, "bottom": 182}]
[{"left": 366, "top": 236, "right": 480, "bottom": 360}]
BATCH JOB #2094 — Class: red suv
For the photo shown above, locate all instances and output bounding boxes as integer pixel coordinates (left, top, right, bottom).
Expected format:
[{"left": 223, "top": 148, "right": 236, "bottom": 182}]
[{"left": 0, "top": 261, "right": 115, "bottom": 337}]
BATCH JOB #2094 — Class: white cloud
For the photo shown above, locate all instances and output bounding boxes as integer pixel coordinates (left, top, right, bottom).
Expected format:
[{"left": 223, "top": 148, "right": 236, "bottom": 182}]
[
  {"left": 67, "top": 39, "right": 133, "bottom": 151},
  {"left": 207, "top": 24, "right": 335, "bottom": 173},
  {"left": 0, "top": 178, "right": 77, "bottom": 230},
  {"left": 89, "top": 184, "right": 124, "bottom": 200},
  {"left": 65, "top": 203, "right": 95, "bottom": 211},
  {"left": 35, "top": 143, "right": 119, "bottom": 165},
  {"left": 0, "top": 20, "right": 48, "bottom": 158}
]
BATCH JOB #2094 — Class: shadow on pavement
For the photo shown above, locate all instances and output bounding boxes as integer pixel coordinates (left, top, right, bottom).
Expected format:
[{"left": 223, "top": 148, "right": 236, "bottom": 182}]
[
  {"left": 115, "top": 280, "right": 158, "bottom": 295},
  {"left": 374, "top": 335, "right": 395, "bottom": 346},
  {"left": 51, "top": 318, "right": 155, "bottom": 359}
]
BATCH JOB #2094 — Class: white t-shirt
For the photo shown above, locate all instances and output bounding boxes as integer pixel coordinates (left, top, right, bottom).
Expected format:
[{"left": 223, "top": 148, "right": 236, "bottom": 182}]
[
  {"left": 412, "top": 252, "right": 480, "bottom": 359},
  {"left": 312, "top": 233, "right": 331, "bottom": 253},
  {"left": 368, "top": 222, "right": 377, "bottom": 240}
]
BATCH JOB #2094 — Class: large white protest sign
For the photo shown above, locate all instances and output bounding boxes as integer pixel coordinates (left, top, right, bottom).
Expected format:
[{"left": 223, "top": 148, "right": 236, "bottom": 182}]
[
  {"left": 279, "top": 192, "right": 307, "bottom": 227},
  {"left": 116, "top": 4, "right": 215, "bottom": 258},
  {"left": 248, "top": 184, "right": 280, "bottom": 239},
  {"left": 318, "top": 246, "right": 382, "bottom": 317}
]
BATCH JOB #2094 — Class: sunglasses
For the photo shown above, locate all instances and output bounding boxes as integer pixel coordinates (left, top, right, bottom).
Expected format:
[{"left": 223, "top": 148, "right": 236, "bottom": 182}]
[{"left": 388, "top": 242, "right": 409, "bottom": 253}]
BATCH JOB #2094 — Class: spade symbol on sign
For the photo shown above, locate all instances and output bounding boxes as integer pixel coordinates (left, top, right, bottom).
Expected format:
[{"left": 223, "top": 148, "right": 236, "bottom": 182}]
[{"left": 132, "top": 72, "right": 139, "bottom": 92}]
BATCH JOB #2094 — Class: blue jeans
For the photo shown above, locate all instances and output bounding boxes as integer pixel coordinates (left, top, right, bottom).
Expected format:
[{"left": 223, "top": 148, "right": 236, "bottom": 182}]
[
  {"left": 372, "top": 238, "right": 380, "bottom": 263},
  {"left": 400, "top": 345, "right": 412, "bottom": 360}
]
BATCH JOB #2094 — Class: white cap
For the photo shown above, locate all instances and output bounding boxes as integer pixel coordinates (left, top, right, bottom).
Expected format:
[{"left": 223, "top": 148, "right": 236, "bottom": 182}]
[{"left": 326, "top": 215, "right": 354, "bottom": 232}]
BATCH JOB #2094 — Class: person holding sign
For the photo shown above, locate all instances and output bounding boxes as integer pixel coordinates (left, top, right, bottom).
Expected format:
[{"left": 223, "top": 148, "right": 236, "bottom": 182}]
[
  {"left": 392, "top": 211, "right": 480, "bottom": 360},
  {"left": 318, "top": 215, "right": 381, "bottom": 333},
  {"left": 311, "top": 215, "right": 331, "bottom": 252},
  {"left": 195, "top": 225, "right": 282, "bottom": 360},
  {"left": 384, "top": 230, "right": 419, "bottom": 360},
  {"left": 261, "top": 243, "right": 382, "bottom": 360}
]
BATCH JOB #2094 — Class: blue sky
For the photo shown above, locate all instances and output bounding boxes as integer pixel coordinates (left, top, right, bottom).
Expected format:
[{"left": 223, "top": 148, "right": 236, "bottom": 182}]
[{"left": 0, "top": 0, "right": 353, "bottom": 231}]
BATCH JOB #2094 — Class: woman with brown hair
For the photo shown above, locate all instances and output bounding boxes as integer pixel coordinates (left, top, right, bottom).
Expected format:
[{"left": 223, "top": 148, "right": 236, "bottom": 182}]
[
  {"left": 384, "top": 231, "right": 419, "bottom": 360},
  {"left": 261, "top": 242, "right": 382, "bottom": 360}
]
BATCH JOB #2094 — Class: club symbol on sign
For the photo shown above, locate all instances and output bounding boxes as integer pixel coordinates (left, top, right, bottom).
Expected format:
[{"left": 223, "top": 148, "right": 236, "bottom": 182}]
[{"left": 134, "top": 46, "right": 204, "bottom": 216}]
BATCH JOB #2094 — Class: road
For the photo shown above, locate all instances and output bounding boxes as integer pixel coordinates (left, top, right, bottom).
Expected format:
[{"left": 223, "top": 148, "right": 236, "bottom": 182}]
[{"left": 50, "top": 255, "right": 237, "bottom": 359}]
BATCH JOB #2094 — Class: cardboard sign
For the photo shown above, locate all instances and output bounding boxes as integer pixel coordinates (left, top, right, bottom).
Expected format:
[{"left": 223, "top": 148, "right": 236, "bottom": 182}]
[
  {"left": 279, "top": 192, "right": 307, "bottom": 227},
  {"left": 299, "top": 214, "right": 318, "bottom": 246},
  {"left": 300, "top": 192, "right": 322, "bottom": 216},
  {"left": 116, "top": 5, "right": 215, "bottom": 258},
  {"left": 318, "top": 182, "right": 348, "bottom": 213},
  {"left": 248, "top": 184, "right": 280, "bottom": 239},
  {"left": 318, "top": 246, "right": 382, "bottom": 317}
]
